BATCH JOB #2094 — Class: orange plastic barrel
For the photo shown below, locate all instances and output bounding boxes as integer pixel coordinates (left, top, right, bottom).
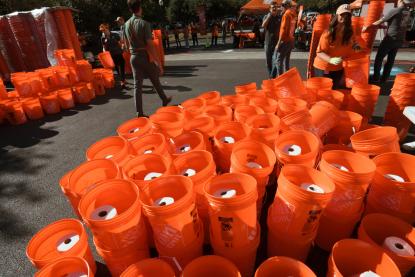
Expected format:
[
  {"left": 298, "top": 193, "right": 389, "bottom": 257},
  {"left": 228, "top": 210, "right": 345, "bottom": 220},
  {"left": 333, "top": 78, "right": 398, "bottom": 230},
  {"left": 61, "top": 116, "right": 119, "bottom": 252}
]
[
  {"left": 140, "top": 176, "right": 204, "bottom": 267},
  {"left": 21, "top": 97, "right": 44, "bottom": 120},
  {"left": 267, "top": 165, "right": 335, "bottom": 261},
  {"left": 358, "top": 213, "right": 415, "bottom": 276},
  {"left": 117, "top": 117, "right": 153, "bottom": 141},
  {"left": 68, "top": 159, "right": 120, "bottom": 217},
  {"left": 234, "top": 105, "right": 265, "bottom": 122},
  {"left": 181, "top": 98, "right": 206, "bottom": 121},
  {"left": 169, "top": 131, "right": 205, "bottom": 157},
  {"left": 274, "top": 130, "right": 321, "bottom": 168},
  {"left": 365, "top": 152, "right": 415, "bottom": 224},
  {"left": 309, "top": 101, "right": 339, "bottom": 137},
  {"left": 120, "top": 258, "right": 176, "bottom": 277},
  {"left": 130, "top": 133, "right": 171, "bottom": 158},
  {"left": 98, "top": 52, "right": 115, "bottom": 68},
  {"left": 277, "top": 98, "right": 308, "bottom": 118},
  {"left": 57, "top": 88, "right": 75, "bottom": 109},
  {"left": 327, "top": 239, "right": 401, "bottom": 277},
  {"left": 40, "top": 92, "right": 61, "bottom": 114},
  {"left": 254, "top": 256, "right": 316, "bottom": 277},
  {"left": 34, "top": 257, "right": 94, "bottom": 277},
  {"left": 86, "top": 136, "right": 132, "bottom": 168},
  {"left": 78, "top": 179, "right": 149, "bottom": 250},
  {"left": 26, "top": 218, "right": 96, "bottom": 272},
  {"left": 122, "top": 153, "right": 172, "bottom": 191},
  {"left": 182, "top": 255, "right": 241, "bottom": 277},
  {"left": 213, "top": 121, "right": 250, "bottom": 172},
  {"left": 246, "top": 113, "right": 280, "bottom": 147},
  {"left": 350, "top": 126, "right": 400, "bottom": 157},
  {"left": 173, "top": 150, "right": 216, "bottom": 241},
  {"left": 197, "top": 91, "right": 221, "bottom": 106},
  {"left": 204, "top": 104, "right": 233, "bottom": 125},
  {"left": 150, "top": 112, "right": 184, "bottom": 138}
]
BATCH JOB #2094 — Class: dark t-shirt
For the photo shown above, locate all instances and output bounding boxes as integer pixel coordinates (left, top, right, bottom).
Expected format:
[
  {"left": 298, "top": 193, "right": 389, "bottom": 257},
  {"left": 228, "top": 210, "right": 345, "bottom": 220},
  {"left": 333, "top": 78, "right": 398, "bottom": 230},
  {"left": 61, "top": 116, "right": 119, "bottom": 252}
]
[
  {"left": 263, "top": 13, "right": 282, "bottom": 45},
  {"left": 123, "top": 15, "right": 153, "bottom": 55},
  {"left": 381, "top": 6, "right": 411, "bottom": 41},
  {"left": 101, "top": 32, "right": 123, "bottom": 56}
]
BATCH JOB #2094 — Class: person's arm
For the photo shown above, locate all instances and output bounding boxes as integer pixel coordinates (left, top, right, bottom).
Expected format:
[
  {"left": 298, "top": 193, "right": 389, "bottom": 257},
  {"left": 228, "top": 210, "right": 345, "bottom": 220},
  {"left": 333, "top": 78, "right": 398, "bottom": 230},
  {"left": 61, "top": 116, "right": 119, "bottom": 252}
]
[
  {"left": 262, "top": 13, "right": 271, "bottom": 28},
  {"left": 276, "top": 13, "right": 288, "bottom": 49},
  {"left": 363, "top": 9, "right": 396, "bottom": 32},
  {"left": 316, "top": 32, "right": 343, "bottom": 65}
]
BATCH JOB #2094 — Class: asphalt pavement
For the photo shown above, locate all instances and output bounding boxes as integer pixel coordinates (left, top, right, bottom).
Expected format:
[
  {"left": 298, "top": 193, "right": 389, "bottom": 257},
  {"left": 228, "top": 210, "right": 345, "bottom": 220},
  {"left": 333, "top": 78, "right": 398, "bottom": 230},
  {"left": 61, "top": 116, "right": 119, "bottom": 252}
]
[{"left": 0, "top": 47, "right": 413, "bottom": 276}]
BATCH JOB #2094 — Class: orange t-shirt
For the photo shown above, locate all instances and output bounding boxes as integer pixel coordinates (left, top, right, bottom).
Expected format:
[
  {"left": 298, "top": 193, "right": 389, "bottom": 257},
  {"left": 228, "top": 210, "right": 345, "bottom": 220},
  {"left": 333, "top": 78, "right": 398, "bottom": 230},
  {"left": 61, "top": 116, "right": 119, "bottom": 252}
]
[
  {"left": 314, "top": 31, "right": 355, "bottom": 71},
  {"left": 279, "top": 9, "right": 297, "bottom": 42}
]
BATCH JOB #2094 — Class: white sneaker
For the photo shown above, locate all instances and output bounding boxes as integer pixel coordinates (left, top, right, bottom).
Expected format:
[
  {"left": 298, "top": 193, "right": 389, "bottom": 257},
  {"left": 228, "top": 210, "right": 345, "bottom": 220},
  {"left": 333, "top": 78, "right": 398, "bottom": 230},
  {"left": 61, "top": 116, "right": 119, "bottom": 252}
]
[{"left": 402, "top": 141, "right": 415, "bottom": 151}]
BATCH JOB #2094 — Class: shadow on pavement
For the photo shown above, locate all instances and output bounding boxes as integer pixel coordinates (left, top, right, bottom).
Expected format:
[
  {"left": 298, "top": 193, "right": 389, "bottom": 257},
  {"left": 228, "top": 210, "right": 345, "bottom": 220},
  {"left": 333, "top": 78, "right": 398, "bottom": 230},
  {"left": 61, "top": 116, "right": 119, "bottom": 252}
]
[{"left": 163, "top": 64, "right": 207, "bottom": 78}]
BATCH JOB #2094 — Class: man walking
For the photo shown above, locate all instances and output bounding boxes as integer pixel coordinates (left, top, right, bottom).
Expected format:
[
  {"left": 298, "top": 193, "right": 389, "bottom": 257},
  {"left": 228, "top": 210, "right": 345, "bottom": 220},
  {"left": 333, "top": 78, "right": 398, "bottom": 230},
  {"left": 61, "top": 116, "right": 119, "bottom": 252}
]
[
  {"left": 275, "top": 0, "right": 297, "bottom": 77},
  {"left": 262, "top": 3, "right": 282, "bottom": 78},
  {"left": 363, "top": 0, "right": 414, "bottom": 83},
  {"left": 222, "top": 19, "right": 228, "bottom": 44},
  {"left": 123, "top": 0, "right": 172, "bottom": 117}
]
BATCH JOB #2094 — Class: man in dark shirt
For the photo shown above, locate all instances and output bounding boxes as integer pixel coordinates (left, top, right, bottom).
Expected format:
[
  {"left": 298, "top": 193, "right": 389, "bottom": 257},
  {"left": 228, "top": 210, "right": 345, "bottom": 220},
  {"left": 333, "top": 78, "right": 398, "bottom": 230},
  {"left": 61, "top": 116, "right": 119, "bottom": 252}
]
[
  {"left": 123, "top": 0, "right": 172, "bottom": 117},
  {"left": 363, "top": 0, "right": 414, "bottom": 83},
  {"left": 262, "top": 3, "right": 283, "bottom": 78}
]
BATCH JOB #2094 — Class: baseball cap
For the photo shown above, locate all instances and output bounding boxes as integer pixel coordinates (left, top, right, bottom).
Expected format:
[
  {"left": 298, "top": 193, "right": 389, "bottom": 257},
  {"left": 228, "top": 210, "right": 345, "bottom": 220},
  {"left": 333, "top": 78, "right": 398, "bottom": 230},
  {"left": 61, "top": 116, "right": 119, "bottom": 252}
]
[
  {"left": 336, "top": 4, "right": 351, "bottom": 15},
  {"left": 403, "top": 0, "right": 414, "bottom": 4}
]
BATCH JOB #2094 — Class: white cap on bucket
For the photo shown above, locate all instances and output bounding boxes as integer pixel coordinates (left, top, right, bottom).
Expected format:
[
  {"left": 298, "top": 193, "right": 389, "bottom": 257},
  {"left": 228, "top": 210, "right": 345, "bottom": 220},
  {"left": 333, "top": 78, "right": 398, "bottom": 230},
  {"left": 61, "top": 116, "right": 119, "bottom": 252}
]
[
  {"left": 90, "top": 205, "right": 118, "bottom": 221},
  {"left": 144, "top": 172, "right": 162, "bottom": 181},
  {"left": 56, "top": 233, "right": 80, "bottom": 252},
  {"left": 214, "top": 188, "right": 237, "bottom": 198},
  {"left": 154, "top": 196, "right": 175, "bottom": 206},
  {"left": 221, "top": 136, "right": 235, "bottom": 144},
  {"left": 182, "top": 168, "right": 196, "bottom": 177},
  {"left": 300, "top": 183, "right": 325, "bottom": 194},
  {"left": 282, "top": 144, "right": 302, "bottom": 156}
]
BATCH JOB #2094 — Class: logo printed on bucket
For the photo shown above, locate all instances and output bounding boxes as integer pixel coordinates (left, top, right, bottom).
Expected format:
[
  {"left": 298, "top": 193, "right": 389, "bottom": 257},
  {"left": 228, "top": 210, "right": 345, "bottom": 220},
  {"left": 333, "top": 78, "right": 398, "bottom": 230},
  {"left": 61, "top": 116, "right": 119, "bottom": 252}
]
[{"left": 56, "top": 234, "right": 80, "bottom": 252}]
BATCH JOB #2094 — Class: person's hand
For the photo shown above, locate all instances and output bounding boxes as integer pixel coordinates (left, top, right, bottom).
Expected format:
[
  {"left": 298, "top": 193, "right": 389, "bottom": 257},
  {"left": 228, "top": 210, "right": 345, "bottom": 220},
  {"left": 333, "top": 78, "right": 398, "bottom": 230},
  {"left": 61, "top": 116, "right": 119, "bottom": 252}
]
[
  {"left": 329, "top": 57, "right": 343, "bottom": 65},
  {"left": 362, "top": 25, "right": 370, "bottom": 33}
]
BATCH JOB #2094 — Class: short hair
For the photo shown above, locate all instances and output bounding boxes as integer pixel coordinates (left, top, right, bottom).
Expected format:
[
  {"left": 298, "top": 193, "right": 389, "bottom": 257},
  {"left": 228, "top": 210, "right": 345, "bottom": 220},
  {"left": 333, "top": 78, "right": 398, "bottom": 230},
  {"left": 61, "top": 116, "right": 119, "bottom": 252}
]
[
  {"left": 127, "top": 0, "right": 142, "bottom": 13},
  {"left": 99, "top": 23, "right": 109, "bottom": 32}
]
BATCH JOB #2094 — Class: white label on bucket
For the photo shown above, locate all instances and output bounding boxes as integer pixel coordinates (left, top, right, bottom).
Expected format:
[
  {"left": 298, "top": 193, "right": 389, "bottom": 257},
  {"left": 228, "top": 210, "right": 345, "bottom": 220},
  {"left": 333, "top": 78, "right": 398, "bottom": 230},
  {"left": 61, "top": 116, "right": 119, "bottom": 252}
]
[
  {"left": 56, "top": 234, "right": 80, "bottom": 252},
  {"left": 90, "top": 205, "right": 118, "bottom": 221},
  {"left": 155, "top": 197, "right": 175, "bottom": 206},
  {"left": 214, "top": 189, "right": 237, "bottom": 198},
  {"left": 129, "top": 127, "right": 140, "bottom": 134},
  {"left": 300, "top": 183, "right": 325, "bottom": 194},
  {"left": 105, "top": 154, "right": 113, "bottom": 159},
  {"left": 331, "top": 163, "right": 350, "bottom": 172},
  {"left": 177, "top": 144, "right": 191, "bottom": 153},
  {"left": 182, "top": 168, "right": 196, "bottom": 177},
  {"left": 66, "top": 273, "right": 87, "bottom": 277},
  {"left": 247, "top": 162, "right": 263, "bottom": 169},
  {"left": 221, "top": 136, "right": 235, "bottom": 144},
  {"left": 144, "top": 149, "right": 153, "bottom": 154},
  {"left": 144, "top": 172, "right": 162, "bottom": 181},
  {"left": 384, "top": 174, "right": 405, "bottom": 183},
  {"left": 282, "top": 144, "right": 302, "bottom": 156}
]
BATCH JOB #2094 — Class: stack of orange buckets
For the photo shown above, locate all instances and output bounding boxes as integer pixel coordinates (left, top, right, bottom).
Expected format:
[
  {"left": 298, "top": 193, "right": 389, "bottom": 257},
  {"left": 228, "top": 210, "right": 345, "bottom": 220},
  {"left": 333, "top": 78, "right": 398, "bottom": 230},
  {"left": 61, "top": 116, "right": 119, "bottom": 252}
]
[
  {"left": 307, "top": 14, "right": 331, "bottom": 78},
  {"left": 362, "top": 0, "right": 386, "bottom": 49}
]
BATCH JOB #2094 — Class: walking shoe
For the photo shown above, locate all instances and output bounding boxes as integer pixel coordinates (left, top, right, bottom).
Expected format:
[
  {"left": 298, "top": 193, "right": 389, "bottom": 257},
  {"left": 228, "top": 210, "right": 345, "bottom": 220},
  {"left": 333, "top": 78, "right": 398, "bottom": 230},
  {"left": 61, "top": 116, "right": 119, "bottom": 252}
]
[
  {"left": 162, "top": 96, "right": 172, "bottom": 106},
  {"left": 137, "top": 113, "right": 149, "bottom": 118}
]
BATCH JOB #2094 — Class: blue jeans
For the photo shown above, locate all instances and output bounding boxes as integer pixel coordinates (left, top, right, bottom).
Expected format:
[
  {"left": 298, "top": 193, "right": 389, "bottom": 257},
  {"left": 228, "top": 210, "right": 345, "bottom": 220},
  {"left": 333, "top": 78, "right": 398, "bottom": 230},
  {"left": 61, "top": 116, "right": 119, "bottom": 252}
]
[
  {"left": 265, "top": 42, "right": 277, "bottom": 78},
  {"left": 274, "top": 41, "right": 294, "bottom": 77}
]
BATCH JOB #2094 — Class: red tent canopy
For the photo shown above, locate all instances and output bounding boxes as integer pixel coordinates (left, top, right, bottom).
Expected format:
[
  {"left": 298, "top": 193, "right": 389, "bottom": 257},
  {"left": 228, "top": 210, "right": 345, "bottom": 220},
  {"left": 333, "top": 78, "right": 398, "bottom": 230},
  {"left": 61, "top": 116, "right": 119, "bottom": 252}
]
[{"left": 240, "top": 0, "right": 282, "bottom": 15}]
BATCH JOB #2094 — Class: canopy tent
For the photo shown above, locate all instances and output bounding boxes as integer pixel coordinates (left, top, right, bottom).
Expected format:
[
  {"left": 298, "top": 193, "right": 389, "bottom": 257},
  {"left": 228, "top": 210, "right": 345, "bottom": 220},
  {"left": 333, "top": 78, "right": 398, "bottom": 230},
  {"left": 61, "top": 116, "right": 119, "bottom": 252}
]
[{"left": 240, "top": 0, "right": 282, "bottom": 15}]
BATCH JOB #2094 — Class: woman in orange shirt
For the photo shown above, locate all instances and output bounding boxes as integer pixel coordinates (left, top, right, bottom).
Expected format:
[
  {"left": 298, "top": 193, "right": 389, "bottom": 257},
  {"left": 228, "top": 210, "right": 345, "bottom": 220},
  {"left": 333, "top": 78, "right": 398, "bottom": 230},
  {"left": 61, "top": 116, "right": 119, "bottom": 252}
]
[{"left": 313, "top": 4, "right": 361, "bottom": 88}]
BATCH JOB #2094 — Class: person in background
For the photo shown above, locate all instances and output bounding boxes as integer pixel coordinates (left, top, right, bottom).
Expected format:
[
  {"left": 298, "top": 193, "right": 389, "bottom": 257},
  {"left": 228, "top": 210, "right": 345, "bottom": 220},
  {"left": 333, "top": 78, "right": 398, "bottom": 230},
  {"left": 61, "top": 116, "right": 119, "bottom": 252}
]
[
  {"left": 183, "top": 24, "right": 190, "bottom": 48},
  {"left": 211, "top": 21, "right": 219, "bottom": 47},
  {"left": 274, "top": 0, "right": 297, "bottom": 77},
  {"left": 363, "top": 0, "right": 414, "bottom": 83},
  {"left": 191, "top": 22, "right": 199, "bottom": 46},
  {"left": 313, "top": 4, "right": 362, "bottom": 89},
  {"left": 253, "top": 19, "right": 261, "bottom": 45},
  {"left": 100, "top": 23, "right": 126, "bottom": 88},
  {"left": 123, "top": 0, "right": 172, "bottom": 117},
  {"left": 263, "top": 3, "right": 282, "bottom": 78},
  {"left": 222, "top": 18, "right": 228, "bottom": 44},
  {"left": 230, "top": 19, "right": 235, "bottom": 36},
  {"left": 174, "top": 25, "right": 181, "bottom": 48},
  {"left": 161, "top": 25, "right": 169, "bottom": 49}
]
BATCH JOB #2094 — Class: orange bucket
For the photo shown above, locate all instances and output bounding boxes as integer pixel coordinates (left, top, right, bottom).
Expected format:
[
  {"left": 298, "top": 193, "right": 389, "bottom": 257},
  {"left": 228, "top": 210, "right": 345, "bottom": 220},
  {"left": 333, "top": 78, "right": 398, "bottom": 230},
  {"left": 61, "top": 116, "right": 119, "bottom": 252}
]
[
  {"left": 122, "top": 153, "right": 172, "bottom": 191},
  {"left": 169, "top": 131, "right": 205, "bottom": 157},
  {"left": 325, "top": 111, "right": 363, "bottom": 145},
  {"left": 21, "top": 97, "right": 44, "bottom": 120},
  {"left": 235, "top": 82, "right": 257, "bottom": 95},
  {"left": 254, "top": 256, "right": 316, "bottom": 277},
  {"left": 197, "top": 91, "right": 221, "bottom": 106},
  {"left": 309, "top": 101, "right": 339, "bottom": 137},
  {"left": 2, "top": 100, "right": 27, "bottom": 125},
  {"left": 213, "top": 121, "right": 250, "bottom": 172},
  {"left": 150, "top": 112, "right": 184, "bottom": 138},
  {"left": 181, "top": 98, "right": 206, "bottom": 121},
  {"left": 120, "top": 258, "right": 176, "bottom": 277},
  {"left": 358, "top": 213, "right": 415, "bottom": 276},
  {"left": 204, "top": 173, "right": 258, "bottom": 248},
  {"left": 366, "top": 152, "right": 415, "bottom": 224},
  {"left": 98, "top": 52, "right": 115, "bottom": 68},
  {"left": 54, "top": 66, "right": 72, "bottom": 88},
  {"left": 26, "top": 218, "right": 96, "bottom": 272},
  {"left": 93, "top": 75, "right": 106, "bottom": 96},
  {"left": 57, "top": 88, "right": 75, "bottom": 109},
  {"left": 327, "top": 239, "right": 401, "bottom": 277},
  {"left": 221, "top": 95, "right": 249, "bottom": 109},
  {"left": 68, "top": 159, "right": 120, "bottom": 217},
  {"left": 77, "top": 60, "right": 94, "bottom": 82},
  {"left": 34, "top": 257, "right": 94, "bottom": 277},
  {"left": 156, "top": 105, "right": 185, "bottom": 117},
  {"left": 274, "top": 130, "right": 321, "bottom": 168},
  {"left": 78, "top": 179, "right": 149, "bottom": 250},
  {"left": 230, "top": 140, "right": 276, "bottom": 202},
  {"left": 234, "top": 105, "right": 264, "bottom": 122},
  {"left": 173, "top": 150, "right": 216, "bottom": 241},
  {"left": 350, "top": 126, "right": 400, "bottom": 157},
  {"left": 277, "top": 98, "right": 308, "bottom": 118},
  {"left": 204, "top": 104, "right": 233, "bottom": 125},
  {"left": 73, "top": 83, "right": 91, "bottom": 104},
  {"left": 272, "top": 67, "right": 307, "bottom": 99},
  {"left": 40, "top": 92, "right": 61, "bottom": 114},
  {"left": 182, "top": 255, "right": 241, "bottom": 277},
  {"left": 347, "top": 83, "right": 380, "bottom": 121},
  {"left": 343, "top": 55, "right": 370, "bottom": 88},
  {"left": 306, "top": 77, "right": 333, "bottom": 91},
  {"left": 183, "top": 115, "right": 216, "bottom": 152},
  {"left": 86, "top": 136, "right": 132, "bottom": 168},
  {"left": 117, "top": 117, "right": 153, "bottom": 141},
  {"left": 86, "top": 82, "right": 96, "bottom": 100},
  {"left": 323, "top": 144, "right": 354, "bottom": 153},
  {"left": 316, "top": 89, "right": 344, "bottom": 109},
  {"left": 130, "top": 132, "right": 171, "bottom": 158},
  {"left": 250, "top": 97, "right": 278, "bottom": 114},
  {"left": 246, "top": 113, "right": 280, "bottom": 147},
  {"left": 140, "top": 176, "right": 203, "bottom": 267}
]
